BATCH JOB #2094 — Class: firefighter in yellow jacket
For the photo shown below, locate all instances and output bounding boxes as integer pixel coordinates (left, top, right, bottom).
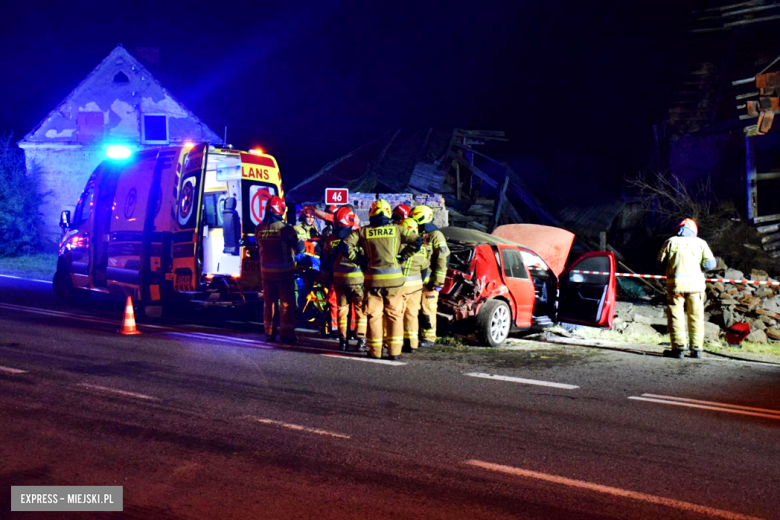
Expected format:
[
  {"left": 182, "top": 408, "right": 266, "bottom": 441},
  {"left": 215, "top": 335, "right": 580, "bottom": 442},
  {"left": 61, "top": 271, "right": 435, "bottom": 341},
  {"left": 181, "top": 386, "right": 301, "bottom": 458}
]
[
  {"left": 411, "top": 204, "right": 450, "bottom": 347},
  {"left": 398, "top": 217, "right": 430, "bottom": 353},
  {"left": 343, "top": 199, "right": 421, "bottom": 359},
  {"left": 321, "top": 206, "right": 367, "bottom": 352},
  {"left": 657, "top": 218, "right": 716, "bottom": 359},
  {"left": 256, "top": 196, "right": 304, "bottom": 344}
]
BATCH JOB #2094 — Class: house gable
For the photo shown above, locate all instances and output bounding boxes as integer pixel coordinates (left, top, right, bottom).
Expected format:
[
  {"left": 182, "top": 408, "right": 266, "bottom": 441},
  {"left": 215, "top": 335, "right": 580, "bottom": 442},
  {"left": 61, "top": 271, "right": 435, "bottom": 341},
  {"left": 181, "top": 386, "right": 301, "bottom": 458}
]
[{"left": 20, "top": 45, "right": 219, "bottom": 147}]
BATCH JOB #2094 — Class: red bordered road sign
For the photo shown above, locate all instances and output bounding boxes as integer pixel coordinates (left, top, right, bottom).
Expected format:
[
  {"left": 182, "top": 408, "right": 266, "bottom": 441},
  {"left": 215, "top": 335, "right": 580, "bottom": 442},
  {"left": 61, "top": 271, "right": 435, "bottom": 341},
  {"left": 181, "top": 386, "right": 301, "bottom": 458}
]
[{"left": 325, "top": 188, "right": 348, "bottom": 205}]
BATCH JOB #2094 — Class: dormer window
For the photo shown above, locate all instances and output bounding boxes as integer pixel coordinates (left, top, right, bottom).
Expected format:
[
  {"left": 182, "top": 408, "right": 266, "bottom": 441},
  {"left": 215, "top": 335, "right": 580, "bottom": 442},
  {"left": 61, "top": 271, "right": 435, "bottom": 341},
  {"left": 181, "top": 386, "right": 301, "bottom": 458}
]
[
  {"left": 142, "top": 114, "right": 168, "bottom": 144},
  {"left": 113, "top": 71, "right": 129, "bottom": 83}
]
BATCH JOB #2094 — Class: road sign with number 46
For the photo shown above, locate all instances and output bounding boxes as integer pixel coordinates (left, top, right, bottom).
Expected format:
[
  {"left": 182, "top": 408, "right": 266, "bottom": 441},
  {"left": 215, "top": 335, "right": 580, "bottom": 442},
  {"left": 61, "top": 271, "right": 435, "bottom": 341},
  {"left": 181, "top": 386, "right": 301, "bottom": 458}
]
[{"left": 325, "top": 188, "right": 349, "bottom": 205}]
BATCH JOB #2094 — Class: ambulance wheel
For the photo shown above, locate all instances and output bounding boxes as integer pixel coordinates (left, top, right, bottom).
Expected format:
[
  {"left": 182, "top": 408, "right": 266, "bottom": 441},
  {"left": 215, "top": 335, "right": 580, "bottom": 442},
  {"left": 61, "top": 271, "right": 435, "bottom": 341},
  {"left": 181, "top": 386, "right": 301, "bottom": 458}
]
[
  {"left": 53, "top": 269, "right": 89, "bottom": 304},
  {"left": 476, "top": 299, "right": 511, "bottom": 347}
]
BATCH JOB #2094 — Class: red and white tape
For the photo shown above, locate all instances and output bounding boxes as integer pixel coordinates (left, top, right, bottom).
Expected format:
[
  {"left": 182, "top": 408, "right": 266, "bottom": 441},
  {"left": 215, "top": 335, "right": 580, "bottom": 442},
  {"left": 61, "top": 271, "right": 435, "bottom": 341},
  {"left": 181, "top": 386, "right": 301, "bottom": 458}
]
[{"left": 571, "top": 270, "right": 780, "bottom": 287}]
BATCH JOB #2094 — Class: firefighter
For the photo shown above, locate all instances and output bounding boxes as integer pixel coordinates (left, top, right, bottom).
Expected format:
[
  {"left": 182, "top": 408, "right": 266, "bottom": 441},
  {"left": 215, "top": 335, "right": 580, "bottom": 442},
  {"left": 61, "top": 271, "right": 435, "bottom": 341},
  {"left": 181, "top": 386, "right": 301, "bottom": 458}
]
[
  {"left": 398, "top": 217, "right": 430, "bottom": 353},
  {"left": 392, "top": 203, "right": 411, "bottom": 224},
  {"left": 294, "top": 205, "right": 320, "bottom": 241},
  {"left": 411, "top": 204, "right": 449, "bottom": 347},
  {"left": 657, "top": 218, "right": 716, "bottom": 359},
  {"left": 321, "top": 206, "right": 367, "bottom": 351},
  {"left": 293, "top": 205, "right": 321, "bottom": 312},
  {"left": 256, "top": 195, "right": 304, "bottom": 344},
  {"left": 343, "top": 199, "right": 421, "bottom": 359}
]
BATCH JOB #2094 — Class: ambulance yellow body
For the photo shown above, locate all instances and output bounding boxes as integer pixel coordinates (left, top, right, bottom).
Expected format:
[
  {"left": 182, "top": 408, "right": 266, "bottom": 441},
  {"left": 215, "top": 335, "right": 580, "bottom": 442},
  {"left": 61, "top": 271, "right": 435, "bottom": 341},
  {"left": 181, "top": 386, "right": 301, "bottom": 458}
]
[{"left": 54, "top": 143, "right": 285, "bottom": 315}]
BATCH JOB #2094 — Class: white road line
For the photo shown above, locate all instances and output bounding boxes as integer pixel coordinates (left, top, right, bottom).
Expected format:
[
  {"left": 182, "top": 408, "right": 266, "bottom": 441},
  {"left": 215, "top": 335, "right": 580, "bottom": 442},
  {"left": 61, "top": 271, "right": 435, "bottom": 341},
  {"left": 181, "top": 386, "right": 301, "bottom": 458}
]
[
  {"left": 0, "top": 303, "right": 118, "bottom": 326},
  {"left": 641, "top": 393, "right": 780, "bottom": 416},
  {"left": 0, "top": 274, "right": 51, "bottom": 284},
  {"left": 321, "top": 354, "right": 407, "bottom": 366},
  {"left": 77, "top": 383, "right": 160, "bottom": 402},
  {"left": 629, "top": 396, "right": 780, "bottom": 421},
  {"left": 253, "top": 417, "right": 351, "bottom": 439},
  {"left": 465, "top": 460, "right": 761, "bottom": 520},
  {"left": 0, "top": 365, "right": 28, "bottom": 374},
  {"left": 464, "top": 372, "right": 579, "bottom": 390}
]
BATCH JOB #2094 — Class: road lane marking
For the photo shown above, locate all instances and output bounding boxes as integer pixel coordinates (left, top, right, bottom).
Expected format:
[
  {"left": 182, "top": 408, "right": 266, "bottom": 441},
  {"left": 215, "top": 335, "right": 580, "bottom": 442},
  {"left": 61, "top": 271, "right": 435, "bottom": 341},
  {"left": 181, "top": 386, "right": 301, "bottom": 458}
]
[
  {"left": 321, "top": 354, "right": 407, "bottom": 366},
  {"left": 464, "top": 372, "right": 579, "bottom": 390},
  {"left": 465, "top": 460, "right": 761, "bottom": 520},
  {"left": 629, "top": 396, "right": 780, "bottom": 421},
  {"left": 0, "top": 365, "right": 27, "bottom": 374},
  {"left": 0, "top": 274, "right": 51, "bottom": 284},
  {"left": 77, "top": 383, "right": 160, "bottom": 402},
  {"left": 0, "top": 303, "right": 118, "bottom": 326},
  {"left": 641, "top": 393, "right": 780, "bottom": 416},
  {"left": 252, "top": 417, "right": 351, "bottom": 439}
]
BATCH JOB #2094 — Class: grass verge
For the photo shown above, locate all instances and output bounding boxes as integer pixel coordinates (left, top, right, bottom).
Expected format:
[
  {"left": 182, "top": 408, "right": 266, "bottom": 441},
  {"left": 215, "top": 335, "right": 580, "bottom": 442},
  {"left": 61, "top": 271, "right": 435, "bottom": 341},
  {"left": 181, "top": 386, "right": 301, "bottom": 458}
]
[{"left": 0, "top": 253, "right": 57, "bottom": 280}]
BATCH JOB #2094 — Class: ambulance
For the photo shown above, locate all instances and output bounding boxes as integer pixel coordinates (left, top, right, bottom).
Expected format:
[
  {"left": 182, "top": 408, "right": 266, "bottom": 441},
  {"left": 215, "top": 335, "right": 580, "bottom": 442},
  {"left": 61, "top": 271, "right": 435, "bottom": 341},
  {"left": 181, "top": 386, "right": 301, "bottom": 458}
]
[{"left": 54, "top": 143, "right": 284, "bottom": 316}]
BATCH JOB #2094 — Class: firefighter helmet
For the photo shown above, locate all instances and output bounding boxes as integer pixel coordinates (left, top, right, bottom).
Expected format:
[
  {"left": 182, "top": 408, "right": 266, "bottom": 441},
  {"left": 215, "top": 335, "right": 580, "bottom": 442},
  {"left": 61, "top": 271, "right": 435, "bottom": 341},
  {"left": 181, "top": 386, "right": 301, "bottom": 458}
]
[
  {"left": 369, "top": 199, "right": 392, "bottom": 219},
  {"left": 335, "top": 206, "right": 359, "bottom": 230},
  {"left": 678, "top": 218, "right": 698, "bottom": 237},
  {"left": 302, "top": 205, "right": 316, "bottom": 217},
  {"left": 392, "top": 203, "right": 411, "bottom": 222},
  {"left": 399, "top": 217, "right": 418, "bottom": 232},
  {"left": 410, "top": 204, "right": 434, "bottom": 225},
  {"left": 267, "top": 196, "right": 286, "bottom": 216}
]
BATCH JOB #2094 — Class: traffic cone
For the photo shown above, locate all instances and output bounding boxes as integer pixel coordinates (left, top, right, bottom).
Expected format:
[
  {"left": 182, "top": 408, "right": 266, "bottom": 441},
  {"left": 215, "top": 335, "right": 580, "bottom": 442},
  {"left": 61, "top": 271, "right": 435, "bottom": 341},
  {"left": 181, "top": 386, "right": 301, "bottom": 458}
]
[{"left": 119, "top": 296, "right": 142, "bottom": 335}]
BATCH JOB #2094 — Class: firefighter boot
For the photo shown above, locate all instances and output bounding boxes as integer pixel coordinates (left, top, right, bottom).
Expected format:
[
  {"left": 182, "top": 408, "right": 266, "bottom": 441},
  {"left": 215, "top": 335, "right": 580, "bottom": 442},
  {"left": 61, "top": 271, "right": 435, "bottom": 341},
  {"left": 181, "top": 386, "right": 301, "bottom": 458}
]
[
  {"left": 402, "top": 339, "right": 415, "bottom": 353},
  {"left": 355, "top": 337, "right": 367, "bottom": 352},
  {"left": 690, "top": 348, "right": 702, "bottom": 359},
  {"left": 662, "top": 348, "right": 686, "bottom": 359},
  {"left": 339, "top": 337, "right": 348, "bottom": 351}
]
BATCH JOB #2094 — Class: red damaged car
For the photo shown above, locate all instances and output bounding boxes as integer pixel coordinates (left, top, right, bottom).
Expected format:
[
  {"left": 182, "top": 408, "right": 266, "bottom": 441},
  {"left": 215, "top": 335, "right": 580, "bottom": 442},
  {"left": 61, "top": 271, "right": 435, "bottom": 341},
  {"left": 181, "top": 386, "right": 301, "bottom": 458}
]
[{"left": 438, "top": 224, "right": 617, "bottom": 346}]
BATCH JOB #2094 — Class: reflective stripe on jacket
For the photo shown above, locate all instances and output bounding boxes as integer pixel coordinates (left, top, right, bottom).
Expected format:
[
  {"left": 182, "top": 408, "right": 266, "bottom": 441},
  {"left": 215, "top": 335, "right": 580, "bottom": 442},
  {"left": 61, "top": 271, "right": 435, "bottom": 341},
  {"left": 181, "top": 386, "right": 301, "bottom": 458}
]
[
  {"left": 321, "top": 234, "right": 364, "bottom": 286},
  {"left": 256, "top": 220, "right": 299, "bottom": 281},
  {"left": 657, "top": 235, "right": 715, "bottom": 293}
]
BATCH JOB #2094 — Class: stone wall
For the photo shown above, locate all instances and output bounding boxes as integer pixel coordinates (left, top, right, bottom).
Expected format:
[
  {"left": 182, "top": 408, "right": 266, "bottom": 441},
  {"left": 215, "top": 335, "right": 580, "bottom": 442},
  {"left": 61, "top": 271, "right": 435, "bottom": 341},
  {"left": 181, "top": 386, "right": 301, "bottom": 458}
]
[{"left": 25, "top": 147, "right": 105, "bottom": 248}]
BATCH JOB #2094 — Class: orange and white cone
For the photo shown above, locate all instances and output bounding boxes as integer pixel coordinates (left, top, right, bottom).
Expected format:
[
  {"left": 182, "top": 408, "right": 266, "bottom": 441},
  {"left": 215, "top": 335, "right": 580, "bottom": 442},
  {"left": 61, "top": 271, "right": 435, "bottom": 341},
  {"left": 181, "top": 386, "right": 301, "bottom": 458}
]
[{"left": 119, "top": 296, "right": 141, "bottom": 335}]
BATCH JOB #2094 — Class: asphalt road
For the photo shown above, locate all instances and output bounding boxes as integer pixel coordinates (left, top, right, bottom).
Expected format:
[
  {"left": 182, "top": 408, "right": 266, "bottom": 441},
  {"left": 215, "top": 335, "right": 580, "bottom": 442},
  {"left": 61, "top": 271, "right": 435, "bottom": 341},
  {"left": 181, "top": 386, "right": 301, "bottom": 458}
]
[{"left": 1, "top": 275, "right": 779, "bottom": 519}]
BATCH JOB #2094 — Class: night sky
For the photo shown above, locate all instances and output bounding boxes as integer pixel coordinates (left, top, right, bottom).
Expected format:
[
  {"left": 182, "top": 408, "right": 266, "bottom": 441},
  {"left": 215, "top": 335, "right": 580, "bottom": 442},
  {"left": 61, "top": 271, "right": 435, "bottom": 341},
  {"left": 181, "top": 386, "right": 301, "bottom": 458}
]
[{"left": 1, "top": 1, "right": 699, "bottom": 188}]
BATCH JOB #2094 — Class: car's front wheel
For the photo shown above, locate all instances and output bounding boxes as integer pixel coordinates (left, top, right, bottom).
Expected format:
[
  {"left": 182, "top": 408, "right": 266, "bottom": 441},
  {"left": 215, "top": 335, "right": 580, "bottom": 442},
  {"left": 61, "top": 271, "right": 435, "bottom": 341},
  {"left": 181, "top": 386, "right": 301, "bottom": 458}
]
[
  {"left": 52, "top": 268, "right": 89, "bottom": 304},
  {"left": 476, "top": 299, "right": 512, "bottom": 347}
]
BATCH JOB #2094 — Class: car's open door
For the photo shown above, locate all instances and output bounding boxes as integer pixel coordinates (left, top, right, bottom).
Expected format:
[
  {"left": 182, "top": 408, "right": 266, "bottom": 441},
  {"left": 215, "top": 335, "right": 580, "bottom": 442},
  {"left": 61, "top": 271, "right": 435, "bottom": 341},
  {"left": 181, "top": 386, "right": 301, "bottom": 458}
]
[{"left": 557, "top": 252, "right": 616, "bottom": 328}]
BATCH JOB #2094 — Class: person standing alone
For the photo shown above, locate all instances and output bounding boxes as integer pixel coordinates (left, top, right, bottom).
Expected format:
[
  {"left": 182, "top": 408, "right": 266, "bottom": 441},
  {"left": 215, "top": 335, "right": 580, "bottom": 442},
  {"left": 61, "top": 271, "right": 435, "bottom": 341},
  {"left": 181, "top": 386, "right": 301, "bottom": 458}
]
[{"left": 657, "top": 218, "right": 716, "bottom": 359}]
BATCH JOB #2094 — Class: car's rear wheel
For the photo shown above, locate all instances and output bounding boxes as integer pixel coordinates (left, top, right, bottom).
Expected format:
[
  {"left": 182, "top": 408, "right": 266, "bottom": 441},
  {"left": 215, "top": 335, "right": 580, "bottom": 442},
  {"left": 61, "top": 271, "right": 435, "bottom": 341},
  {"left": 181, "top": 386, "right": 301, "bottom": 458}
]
[{"left": 476, "top": 299, "right": 511, "bottom": 347}]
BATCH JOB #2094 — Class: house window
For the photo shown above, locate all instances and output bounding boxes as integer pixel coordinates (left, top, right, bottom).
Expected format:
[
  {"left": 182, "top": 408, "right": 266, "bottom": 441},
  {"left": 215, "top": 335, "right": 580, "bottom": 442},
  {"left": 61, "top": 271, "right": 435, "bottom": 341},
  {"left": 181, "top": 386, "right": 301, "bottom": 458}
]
[
  {"left": 113, "top": 72, "right": 129, "bottom": 83},
  {"left": 142, "top": 114, "right": 168, "bottom": 144}
]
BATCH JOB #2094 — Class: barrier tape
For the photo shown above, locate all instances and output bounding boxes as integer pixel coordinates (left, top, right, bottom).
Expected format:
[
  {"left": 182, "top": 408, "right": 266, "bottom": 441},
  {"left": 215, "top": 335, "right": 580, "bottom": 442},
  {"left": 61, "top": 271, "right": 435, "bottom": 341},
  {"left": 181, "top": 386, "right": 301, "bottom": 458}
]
[{"left": 571, "top": 270, "right": 780, "bottom": 287}]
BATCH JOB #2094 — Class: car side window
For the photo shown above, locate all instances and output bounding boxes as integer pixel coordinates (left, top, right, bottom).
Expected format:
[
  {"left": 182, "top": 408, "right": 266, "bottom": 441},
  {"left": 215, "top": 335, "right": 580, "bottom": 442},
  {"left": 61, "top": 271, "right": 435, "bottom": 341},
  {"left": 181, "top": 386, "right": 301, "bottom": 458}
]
[
  {"left": 74, "top": 186, "right": 94, "bottom": 226},
  {"left": 501, "top": 248, "right": 528, "bottom": 279}
]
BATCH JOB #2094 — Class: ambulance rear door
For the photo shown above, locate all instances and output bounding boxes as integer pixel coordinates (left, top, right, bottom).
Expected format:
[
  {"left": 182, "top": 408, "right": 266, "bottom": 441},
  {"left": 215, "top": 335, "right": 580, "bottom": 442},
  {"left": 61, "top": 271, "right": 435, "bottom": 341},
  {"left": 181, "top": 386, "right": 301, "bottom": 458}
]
[
  {"left": 171, "top": 143, "right": 208, "bottom": 293},
  {"left": 239, "top": 152, "right": 284, "bottom": 290}
]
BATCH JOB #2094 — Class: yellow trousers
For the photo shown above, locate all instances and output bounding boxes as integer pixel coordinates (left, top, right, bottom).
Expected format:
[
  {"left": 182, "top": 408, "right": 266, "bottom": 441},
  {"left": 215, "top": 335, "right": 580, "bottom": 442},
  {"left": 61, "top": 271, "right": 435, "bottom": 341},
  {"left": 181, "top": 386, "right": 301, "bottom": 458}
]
[
  {"left": 365, "top": 287, "right": 404, "bottom": 357},
  {"left": 335, "top": 284, "right": 366, "bottom": 340},
  {"left": 401, "top": 285, "right": 423, "bottom": 349},
  {"left": 666, "top": 291, "right": 705, "bottom": 350},
  {"left": 262, "top": 278, "right": 296, "bottom": 336},
  {"left": 421, "top": 289, "right": 439, "bottom": 342}
]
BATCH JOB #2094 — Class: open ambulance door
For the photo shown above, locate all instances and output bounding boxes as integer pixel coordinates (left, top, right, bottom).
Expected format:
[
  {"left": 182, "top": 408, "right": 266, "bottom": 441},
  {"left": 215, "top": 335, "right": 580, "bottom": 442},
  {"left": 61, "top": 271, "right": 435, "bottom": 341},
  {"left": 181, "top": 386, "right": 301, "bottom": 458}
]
[
  {"left": 171, "top": 143, "right": 208, "bottom": 294},
  {"left": 557, "top": 251, "right": 616, "bottom": 328}
]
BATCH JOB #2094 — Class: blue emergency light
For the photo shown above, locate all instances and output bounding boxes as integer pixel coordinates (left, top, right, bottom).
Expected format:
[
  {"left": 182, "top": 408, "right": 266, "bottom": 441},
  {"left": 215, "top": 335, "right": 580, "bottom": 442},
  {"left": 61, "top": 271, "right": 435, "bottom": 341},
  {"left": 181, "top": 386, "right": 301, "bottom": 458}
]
[{"left": 105, "top": 145, "right": 132, "bottom": 160}]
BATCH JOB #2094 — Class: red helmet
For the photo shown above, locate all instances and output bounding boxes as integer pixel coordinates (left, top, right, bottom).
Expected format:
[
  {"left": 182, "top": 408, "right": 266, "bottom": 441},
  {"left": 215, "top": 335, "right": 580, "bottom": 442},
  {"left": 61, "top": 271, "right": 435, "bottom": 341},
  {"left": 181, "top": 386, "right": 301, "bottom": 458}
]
[
  {"left": 335, "top": 206, "right": 359, "bottom": 230},
  {"left": 267, "top": 196, "right": 286, "bottom": 216},
  {"left": 392, "top": 203, "right": 411, "bottom": 222},
  {"left": 678, "top": 218, "right": 698, "bottom": 237},
  {"left": 302, "top": 205, "right": 316, "bottom": 217}
]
